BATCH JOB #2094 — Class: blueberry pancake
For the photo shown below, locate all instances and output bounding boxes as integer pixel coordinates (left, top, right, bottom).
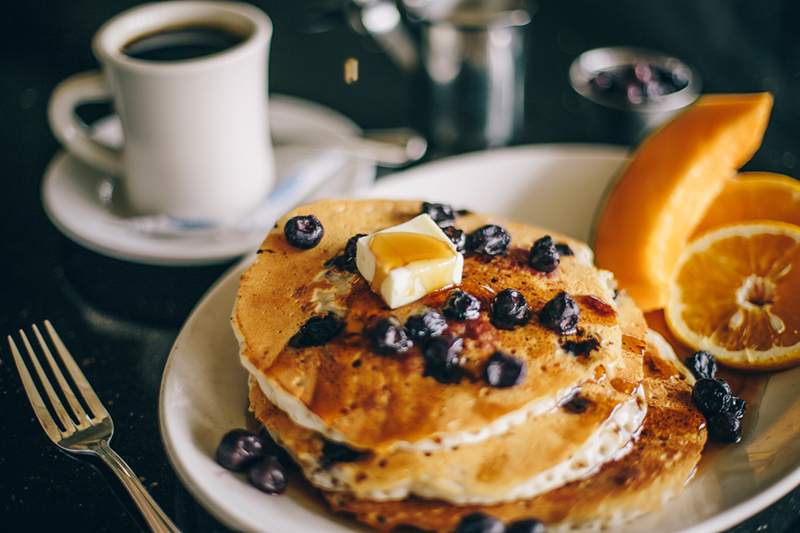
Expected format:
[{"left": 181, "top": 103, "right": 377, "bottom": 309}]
[
  {"left": 233, "top": 199, "right": 709, "bottom": 531},
  {"left": 320, "top": 339, "right": 706, "bottom": 532},
  {"left": 233, "top": 199, "right": 626, "bottom": 452},
  {"left": 248, "top": 331, "right": 645, "bottom": 505}
]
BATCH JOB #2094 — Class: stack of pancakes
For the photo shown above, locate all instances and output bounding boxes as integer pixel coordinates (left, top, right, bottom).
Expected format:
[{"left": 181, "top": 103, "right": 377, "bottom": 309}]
[{"left": 233, "top": 199, "right": 707, "bottom": 531}]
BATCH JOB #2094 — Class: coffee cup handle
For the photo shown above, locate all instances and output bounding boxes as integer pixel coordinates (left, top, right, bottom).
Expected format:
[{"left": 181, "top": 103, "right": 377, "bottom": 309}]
[{"left": 48, "top": 71, "right": 124, "bottom": 176}]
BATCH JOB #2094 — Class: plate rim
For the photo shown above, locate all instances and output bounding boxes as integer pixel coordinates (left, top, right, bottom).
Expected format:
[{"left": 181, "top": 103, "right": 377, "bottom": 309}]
[
  {"left": 159, "top": 255, "right": 261, "bottom": 531},
  {"left": 158, "top": 143, "right": 799, "bottom": 532}
]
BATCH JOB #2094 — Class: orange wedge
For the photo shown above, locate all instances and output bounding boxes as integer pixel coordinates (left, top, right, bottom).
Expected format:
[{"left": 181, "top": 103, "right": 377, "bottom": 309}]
[
  {"left": 665, "top": 221, "right": 800, "bottom": 370},
  {"left": 693, "top": 172, "right": 800, "bottom": 236},
  {"left": 594, "top": 93, "right": 774, "bottom": 311}
]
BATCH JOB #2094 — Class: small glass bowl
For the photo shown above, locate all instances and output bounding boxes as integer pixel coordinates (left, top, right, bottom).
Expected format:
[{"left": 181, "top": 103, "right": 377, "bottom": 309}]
[{"left": 569, "top": 46, "right": 701, "bottom": 145}]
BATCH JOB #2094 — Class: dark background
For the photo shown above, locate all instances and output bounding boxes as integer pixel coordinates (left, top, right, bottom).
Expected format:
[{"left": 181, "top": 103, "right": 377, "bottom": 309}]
[{"left": 1, "top": 1, "right": 800, "bottom": 531}]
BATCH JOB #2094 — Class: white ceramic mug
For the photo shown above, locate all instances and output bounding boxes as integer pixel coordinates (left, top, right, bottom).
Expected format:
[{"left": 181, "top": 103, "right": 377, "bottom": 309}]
[{"left": 48, "top": 1, "right": 274, "bottom": 223}]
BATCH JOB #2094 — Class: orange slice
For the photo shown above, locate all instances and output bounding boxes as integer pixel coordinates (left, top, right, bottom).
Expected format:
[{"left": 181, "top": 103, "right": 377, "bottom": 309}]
[
  {"left": 665, "top": 221, "right": 800, "bottom": 370},
  {"left": 594, "top": 93, "right": 774, "bottom": 311},
  {"left": 693, "top": 172, "right": 800, "bottom": 236}
]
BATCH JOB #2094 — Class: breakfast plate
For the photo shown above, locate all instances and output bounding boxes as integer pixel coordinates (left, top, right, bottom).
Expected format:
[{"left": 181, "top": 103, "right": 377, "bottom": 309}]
[
  {"left": 159, "top": 144, "right": 800, "bottom": 532},
  {"left": 42, "top": 94, "right": 376, "bottom": 266}
]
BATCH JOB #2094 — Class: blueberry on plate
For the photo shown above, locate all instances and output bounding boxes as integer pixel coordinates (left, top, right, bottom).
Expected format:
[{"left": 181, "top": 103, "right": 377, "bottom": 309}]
[
  {"left": 247, "top": 455, "right": 288, "bottom": 494},
  {"left": 215, "top": 429, "right": 264, "bottom": 471},
  {"left": 466, "top": 224, "right": 511, "bottom": 256},
  {"left": 284, "top": 215, "right": 324, "bottom": 249},
  {"left": 729, "top": 396, "right": 747, "bottom": 420},
  {"left": 706, "top": 411, "right": 743, "bottom": 444},
  {"left": 539, "top": 291, "right": 580, "bottom": 335},
  {"left": 528, "top": 235, "right": 560, "bottom": 273},
  {"left": 484, "top": 351, "right": 527, "bottom": 388},
  {"left": 405, "top": 309, "right": 448, "bottom": 341},
  {"left": 442, "top": 290, "right": 481, "bottom": 321},
  {"left": 367, "top": 317, "right": 413, "bottom": 355},
  {"left": 507, "top": 518, "right": 546, "bottom": 533},
  {"left": 420, "top": 201, "right": 456, "bottom": 227},
  {"left": 289, "top": 313, "right": 344, "bottom": 348},
  {"left": 443, "top": 226, "right": 467, "bottom": 253},
  {"left": 422, "top": 335, "right": 464, "bottom": 384},
  {"left": 455, "top": 512, "right": 505, "bottom": 533},
  {"left": 685, "top": 350, "right": 717, "bottom": 380},
  {"left": 490, "top": 289, "right": 530, "bottom": 329},
  {"left": 691, "top": 378, "right": 733, "bottom": 415}
]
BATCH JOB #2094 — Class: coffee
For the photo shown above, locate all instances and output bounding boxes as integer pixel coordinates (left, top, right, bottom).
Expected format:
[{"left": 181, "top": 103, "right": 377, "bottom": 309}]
[{"left": 122, "top": 26, "right": 244, "bottom": 62}]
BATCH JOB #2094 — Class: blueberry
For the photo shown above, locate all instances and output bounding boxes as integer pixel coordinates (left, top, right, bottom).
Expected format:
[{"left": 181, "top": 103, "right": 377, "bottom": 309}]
[
  {"left": 327, "top": 233, "right": 366, "bottom": 272},
  {"left": 320, "top": 439, "right": 367, "bottom": 468},
  {"left": 466, "top": 224, "right": 511, "bottom": 256},
  {"left": 422, "top": 335, "right": 464, "bottom": 384},
  {"left": 247, "top": 456, "right": 288, "bottom": 494},
  {"left": 215, "top": 429, "right": 264, "bottom": 471},
  {"left": 442, "top": 290, "right": 481, "bottom": 321},
  {"left": 706, "top": 411, "right": 743, "bottom": 444},
  {"left": 554, "top": 242, "right": 574, "bottom": 256},
  {"left": 645, "top": 80, "right": 666, "bottom": 98},
  {"left": 591, "top": 71, "right": 615, "bottom": 91},
  {"left": 421, "top": 201, "right": 456, "bottom": 227},
  {"left": 539, "top": 291, "right": 580, "bottom": 335},
  {"left": 405, "top": 309, "right": 448, "bottom": 341},
  {"left": 561, "top": 392, "right": 592, "bottom": 414},
  {"left": 634, "top": 63, "right": 653, "bottom": 83},
  {"left": 528, "top": 235, "right": 560, "bottom": 273},
  {"left": 561, "top": 337, "right": 600, "bottom": 357},
  {"left": 455, "top": 512, "right": 505, "bottom": 533},
  {"left": 284, "top": 215, "right": 324, "bottom": 249},
  {"left": 692, "top": 378, "right": 733, "bottom": 415},
  {"left": 367, "top": 317, "right": 413, "bottom": 355},
  {"left": 443, "top": 226, "right": 467, "bottom": 253},
  {"left": 289, "top": 313, "right": 344, "bottom": 348},
  {"left": 626, "top": 83, "right": 643, "bottom": 104},
  {"left": 491, "top": 289, "right": 530, "bottom": 329},
  {"left": 685, "top": 351, "right": 717, "bottom": 380},
  {"left": 729, "top": 396, "right": 747, "bottom": 420},
  {"left": 507, "top": 518, "right": 546, "bottom": 533},
  {"left": 484, "top": 351, "right": 527, "bottom": 388}
]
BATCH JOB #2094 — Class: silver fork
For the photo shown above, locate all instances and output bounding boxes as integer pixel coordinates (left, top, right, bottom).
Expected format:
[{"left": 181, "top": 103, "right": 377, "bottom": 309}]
[{"left": 7, "top": 321, "right": 180, "bottom": 533}]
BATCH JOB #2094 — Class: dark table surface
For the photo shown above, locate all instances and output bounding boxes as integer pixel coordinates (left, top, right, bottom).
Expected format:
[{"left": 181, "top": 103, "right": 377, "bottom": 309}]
[{"left": 2, "top": 1, "right": 800, "bottom": 531}]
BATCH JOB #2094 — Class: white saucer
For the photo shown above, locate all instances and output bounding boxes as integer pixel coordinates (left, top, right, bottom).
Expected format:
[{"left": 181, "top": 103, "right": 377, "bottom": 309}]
[
  {"left": 160, "top": 144, "right": 800, "bottom": 532},
  {"left": 42, "top": 95, "right": 376, "bottom": 266}
]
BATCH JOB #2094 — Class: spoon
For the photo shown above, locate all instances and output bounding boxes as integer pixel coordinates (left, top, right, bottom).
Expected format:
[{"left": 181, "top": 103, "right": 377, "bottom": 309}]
[{"left": 273, "top": 127, "right": 427, "bottom": 167}]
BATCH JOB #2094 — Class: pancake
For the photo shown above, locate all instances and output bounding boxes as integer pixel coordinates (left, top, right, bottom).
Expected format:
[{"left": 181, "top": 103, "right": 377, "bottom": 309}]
[
  {"left": 249, "top": 350, "right": 644, "bottom": 505},
  {"left": 321, "top": 342, "right": 707, "bottom": 531},
  {"left": 234, "top": 199, "right": 625, "bottom": 451},
  {"left": 248, "top": 288, "right": 648, "bottom": 505}
]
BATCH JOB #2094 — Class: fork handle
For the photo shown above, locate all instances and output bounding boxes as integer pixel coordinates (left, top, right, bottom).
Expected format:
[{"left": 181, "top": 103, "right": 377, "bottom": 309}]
[{"left": 96, "top": 441, "right": 181, "bottom": 533}]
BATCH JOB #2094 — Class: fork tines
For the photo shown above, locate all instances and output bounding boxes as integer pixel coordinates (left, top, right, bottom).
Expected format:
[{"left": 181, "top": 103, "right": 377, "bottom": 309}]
[{"left": 7, "top": 321, "right": 109, "bottom": 443}]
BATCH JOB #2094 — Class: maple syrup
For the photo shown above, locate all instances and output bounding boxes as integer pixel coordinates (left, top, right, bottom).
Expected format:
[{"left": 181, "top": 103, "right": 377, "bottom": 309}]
[{"left": 368, "top": 232, "right": 456, "bottom": 292}]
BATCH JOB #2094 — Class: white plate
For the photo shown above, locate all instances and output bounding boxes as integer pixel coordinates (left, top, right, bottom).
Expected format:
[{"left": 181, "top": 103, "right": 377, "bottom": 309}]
[
  {"left": 159, "top": 144, "right": 800, "bottom": 532},
  {"left": 41, "top": 95, "right": 376, "bottom": 266}
]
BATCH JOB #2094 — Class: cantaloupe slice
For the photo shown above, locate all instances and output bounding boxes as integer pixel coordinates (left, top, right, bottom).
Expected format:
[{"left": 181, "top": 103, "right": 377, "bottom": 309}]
[{"left": 593, "top": 93, "right": 773, "bottom": 311}]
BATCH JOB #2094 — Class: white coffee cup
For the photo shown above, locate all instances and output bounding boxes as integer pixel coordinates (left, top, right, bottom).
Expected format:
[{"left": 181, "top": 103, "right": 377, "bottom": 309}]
[{"left": 48, "top": 1, "right": 274, "bottom": 223}]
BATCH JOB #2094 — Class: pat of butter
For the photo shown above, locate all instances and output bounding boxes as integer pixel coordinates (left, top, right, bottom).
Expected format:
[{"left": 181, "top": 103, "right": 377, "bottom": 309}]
[{"left": 356, "top": 214, "right": 463, "bottom": 309}]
